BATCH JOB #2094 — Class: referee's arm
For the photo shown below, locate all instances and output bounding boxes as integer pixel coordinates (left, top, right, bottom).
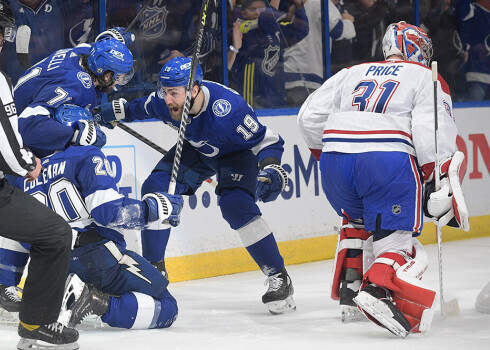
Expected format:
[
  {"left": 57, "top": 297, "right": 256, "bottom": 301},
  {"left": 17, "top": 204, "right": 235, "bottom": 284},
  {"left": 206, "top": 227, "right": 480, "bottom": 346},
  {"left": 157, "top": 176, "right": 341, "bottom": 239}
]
[{"left": 0, "top": 70, "right": 37, "bottom": 177}]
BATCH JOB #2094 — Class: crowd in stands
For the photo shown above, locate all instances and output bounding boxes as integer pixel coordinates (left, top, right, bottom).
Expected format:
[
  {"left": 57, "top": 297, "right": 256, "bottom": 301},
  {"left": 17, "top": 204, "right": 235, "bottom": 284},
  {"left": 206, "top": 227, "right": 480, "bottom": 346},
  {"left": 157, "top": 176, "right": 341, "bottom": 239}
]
[{"left": 2, "top": 0, "right": 488, "bottom": 108}]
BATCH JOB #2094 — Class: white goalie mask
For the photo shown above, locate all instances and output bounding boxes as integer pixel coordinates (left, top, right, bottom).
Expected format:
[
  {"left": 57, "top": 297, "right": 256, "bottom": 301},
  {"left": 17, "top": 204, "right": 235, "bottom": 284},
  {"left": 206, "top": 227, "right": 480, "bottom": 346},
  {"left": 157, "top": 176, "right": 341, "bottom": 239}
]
[{"left": 382, "top": 21, "right": 433, "bottom": 67}]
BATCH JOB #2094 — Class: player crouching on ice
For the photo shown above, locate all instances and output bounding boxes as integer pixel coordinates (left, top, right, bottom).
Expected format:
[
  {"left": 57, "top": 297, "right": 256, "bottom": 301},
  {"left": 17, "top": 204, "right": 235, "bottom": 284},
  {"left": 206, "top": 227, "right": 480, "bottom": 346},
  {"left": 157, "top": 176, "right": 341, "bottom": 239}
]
[
  {"left": 298, "top": 21, "right": 469, "bottom": 337},
  {"left": 0, "top": 104, "right": 183, "bottom": 333}
]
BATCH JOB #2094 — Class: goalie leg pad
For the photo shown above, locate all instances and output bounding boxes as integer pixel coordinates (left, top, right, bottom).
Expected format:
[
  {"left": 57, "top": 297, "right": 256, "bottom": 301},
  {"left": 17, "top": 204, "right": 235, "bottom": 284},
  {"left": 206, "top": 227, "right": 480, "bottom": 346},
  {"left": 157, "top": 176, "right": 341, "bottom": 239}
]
[
  {"left": 331, "top": 218, "right": 371, "bottom": 301},
  {"left": 359, "top": 239, "right": 436, "bottom": 335}
]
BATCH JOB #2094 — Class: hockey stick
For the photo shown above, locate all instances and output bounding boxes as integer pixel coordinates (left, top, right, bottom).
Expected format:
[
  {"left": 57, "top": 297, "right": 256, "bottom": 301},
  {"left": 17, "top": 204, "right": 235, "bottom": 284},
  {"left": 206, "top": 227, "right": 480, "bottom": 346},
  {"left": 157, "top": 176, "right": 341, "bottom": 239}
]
[
  {"left": 125, "top": 0, "right": 152, "bottom": 32},
  {"left": 113, "top": 121, "right": 217, "bottom": 187},
  {"left": 16, "top": 25, "right": 31, "bottom": 69},
  {"left": 168, "top": 0, "right": 211, "bottom": 195},
  {"left": 432, "top": 61, "right": 460, "bottom": 318}
]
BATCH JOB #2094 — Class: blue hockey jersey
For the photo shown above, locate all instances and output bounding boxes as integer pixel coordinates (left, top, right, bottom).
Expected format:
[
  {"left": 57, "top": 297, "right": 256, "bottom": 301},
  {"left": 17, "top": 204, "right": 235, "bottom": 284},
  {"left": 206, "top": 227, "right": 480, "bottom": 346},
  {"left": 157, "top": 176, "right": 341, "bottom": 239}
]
[
  {"left": 125, "top": 80, "right": 284, "bottom": 163},
  {"left": 10, "top": 146, "right": 147, "bottom": 246},
  {"left": 13, "top": 45, "right": 103, "bottom": 158}
]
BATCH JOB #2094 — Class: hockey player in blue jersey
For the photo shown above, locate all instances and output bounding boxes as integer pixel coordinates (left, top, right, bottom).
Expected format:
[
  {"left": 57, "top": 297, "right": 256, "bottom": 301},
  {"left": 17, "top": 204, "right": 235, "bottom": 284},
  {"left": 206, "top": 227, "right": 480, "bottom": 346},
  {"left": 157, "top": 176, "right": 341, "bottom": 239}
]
[
  {"left": 0, "top": 104, "right": 183, "bottom": 330},
  {"left": 14, "top": 36, "right": 133, "bottom": 158},
  {"left": 94, "top": 56, "right": 295, "bottom": 314}
]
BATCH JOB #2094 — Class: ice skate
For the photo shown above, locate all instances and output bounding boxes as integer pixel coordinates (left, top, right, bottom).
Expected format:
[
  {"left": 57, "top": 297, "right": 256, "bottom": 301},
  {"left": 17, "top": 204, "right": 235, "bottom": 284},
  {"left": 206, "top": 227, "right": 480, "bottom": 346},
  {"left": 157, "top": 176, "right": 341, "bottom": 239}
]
[
  {"left": 339, "top": 268, "right": 364, "bottom": 323},
  {"left": 151, "top": 259, "right": 169, "bottom": 280},
  {"left": 353, "top": 285, "right": 411, "bottom": 338},
  {"left": 17, "top": 321, "right": 79, "bottom": 349},
  {"left": 67, "top": 283, "right": 110, "bottom": 328},
  {"left": 0, "top": 284, "right": 21, "bottom": 312},
  {"left": 0, "top": 284, "right": 21, "bottom": 325},
  {"left": 262, "top": 267, "right": 296, "bottom": 314}
]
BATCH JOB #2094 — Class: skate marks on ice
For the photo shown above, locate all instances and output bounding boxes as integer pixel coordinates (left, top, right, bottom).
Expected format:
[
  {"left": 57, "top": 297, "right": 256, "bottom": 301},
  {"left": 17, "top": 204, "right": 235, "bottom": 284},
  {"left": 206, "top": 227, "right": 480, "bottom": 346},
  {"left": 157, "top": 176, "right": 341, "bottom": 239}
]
[{"left": 0, "top": 237, "right": 489, "bottom": 350}]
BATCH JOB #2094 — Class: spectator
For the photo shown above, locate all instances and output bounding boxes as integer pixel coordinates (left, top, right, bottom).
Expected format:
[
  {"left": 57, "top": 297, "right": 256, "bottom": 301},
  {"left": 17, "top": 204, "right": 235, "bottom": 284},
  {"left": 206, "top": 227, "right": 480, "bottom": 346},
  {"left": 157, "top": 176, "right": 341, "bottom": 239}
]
[
  {"left": 106, "top": 0, "right": 220, "bottom": 88},
  {"left": 344, "top": 0, "right": 393, "bottom": 64},
  {"left": 228, "top": 0, "right": 309, "bottom": 109},
  {"left": 284, "top": 0, "right": 356, "bottom": 106},
  {"left": 454, "top": 0, "right": 490, "bottom": 101},
  {"left": 2, "top": 0, "right": 95, "bottom": 83},
  {"left": 423, "top": 0, "right": 467, "bottom": 101}
]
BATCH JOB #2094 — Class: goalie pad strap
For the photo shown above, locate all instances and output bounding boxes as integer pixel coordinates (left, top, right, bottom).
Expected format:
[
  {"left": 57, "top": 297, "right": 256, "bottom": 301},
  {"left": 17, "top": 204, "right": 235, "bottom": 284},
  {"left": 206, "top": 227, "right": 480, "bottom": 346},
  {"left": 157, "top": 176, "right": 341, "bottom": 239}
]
[{"left": 331, "top": 219, "right": 371, "bottom": 300}]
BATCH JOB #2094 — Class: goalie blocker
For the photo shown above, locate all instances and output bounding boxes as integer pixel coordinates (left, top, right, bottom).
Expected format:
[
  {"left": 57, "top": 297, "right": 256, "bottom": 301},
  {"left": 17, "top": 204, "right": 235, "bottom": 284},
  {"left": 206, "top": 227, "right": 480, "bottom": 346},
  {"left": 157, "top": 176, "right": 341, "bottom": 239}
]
[{"left": 424, "top": 151, "right": 469, "bottom": 231}]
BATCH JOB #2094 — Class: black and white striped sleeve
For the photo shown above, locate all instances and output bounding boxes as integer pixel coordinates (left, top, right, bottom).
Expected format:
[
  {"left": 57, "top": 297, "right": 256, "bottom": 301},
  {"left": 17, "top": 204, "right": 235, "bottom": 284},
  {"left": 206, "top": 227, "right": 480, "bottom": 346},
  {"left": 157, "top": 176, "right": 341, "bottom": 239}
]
[{"left": 0, "top": 70, "right": 36, "bottom": 176}]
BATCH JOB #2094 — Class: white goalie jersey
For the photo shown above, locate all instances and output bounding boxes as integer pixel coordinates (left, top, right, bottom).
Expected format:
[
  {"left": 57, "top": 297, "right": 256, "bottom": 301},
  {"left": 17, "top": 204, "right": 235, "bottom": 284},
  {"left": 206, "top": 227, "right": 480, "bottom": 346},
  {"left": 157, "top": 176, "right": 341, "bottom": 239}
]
[{"left": 298, "top": 59, "right": 458, "bottom": 180}]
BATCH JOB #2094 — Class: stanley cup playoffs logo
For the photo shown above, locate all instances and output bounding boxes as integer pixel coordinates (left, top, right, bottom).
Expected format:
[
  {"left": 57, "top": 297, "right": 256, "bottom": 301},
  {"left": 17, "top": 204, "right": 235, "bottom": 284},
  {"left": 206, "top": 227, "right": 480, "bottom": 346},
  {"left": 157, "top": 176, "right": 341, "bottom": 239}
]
[{"left": 141, "top": 4, "right": 169, "bottom": 38}]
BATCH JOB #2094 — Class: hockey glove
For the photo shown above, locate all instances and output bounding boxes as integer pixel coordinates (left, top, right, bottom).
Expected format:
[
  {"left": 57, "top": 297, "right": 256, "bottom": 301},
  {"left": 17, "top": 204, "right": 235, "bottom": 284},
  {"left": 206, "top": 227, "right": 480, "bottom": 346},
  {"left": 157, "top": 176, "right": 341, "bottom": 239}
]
[
  {"left": 71, "top": 120, "right": 106, "bottom": 148},
  {"left": 256, "top": 164, "right": 288, "bottom": 203},
  {"left": 93, "top": 98, "right": 127, "bottom": 129},
  {"left": 95, "top": 27, "right": 135, "bottom": 47},
  {"left": 423, "top": 151, "right": 469, "bottom": 231},
  {"left": 143, "top": 192, "right": 184, "bottom": 230}
]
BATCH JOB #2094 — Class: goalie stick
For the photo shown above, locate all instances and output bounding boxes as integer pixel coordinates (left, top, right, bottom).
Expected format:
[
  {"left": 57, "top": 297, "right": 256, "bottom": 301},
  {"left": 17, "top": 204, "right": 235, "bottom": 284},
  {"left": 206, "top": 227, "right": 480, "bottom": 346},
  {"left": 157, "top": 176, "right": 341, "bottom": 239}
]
[
  {"left": 15, "top": 25, "right": 31, "bottom": 69},
  {"left": 432, "top": 61, "right": 460, "bottom": 318},
  {"left": 168, "top": 0, "right": 212, "bottom": 195}
]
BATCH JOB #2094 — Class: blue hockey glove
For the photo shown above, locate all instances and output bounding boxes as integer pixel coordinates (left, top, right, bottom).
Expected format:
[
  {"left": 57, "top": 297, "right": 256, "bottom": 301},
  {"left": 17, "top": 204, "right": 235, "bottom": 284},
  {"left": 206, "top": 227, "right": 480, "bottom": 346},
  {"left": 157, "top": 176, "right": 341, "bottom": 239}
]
[
  {"left": 256, "top": 164, "right": 288, "bottom": 203},
  {"left": 143, "top": 192, "right": 184, "bottom": 230},
  {"left": 71, "top": 120, "right": 107, "bottom": 148},
  {"left": 93, "top": 98, "right": 127, "bottom": 129},
  {"left": 95, "top": 27, "right": 135, "bottom": 46}
]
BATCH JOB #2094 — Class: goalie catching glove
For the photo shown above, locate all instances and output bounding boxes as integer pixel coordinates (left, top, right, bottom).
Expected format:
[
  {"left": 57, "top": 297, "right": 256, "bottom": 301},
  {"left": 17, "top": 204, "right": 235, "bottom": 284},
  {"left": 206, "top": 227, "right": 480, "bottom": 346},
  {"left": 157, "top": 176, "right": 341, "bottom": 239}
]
[
  {"left": 143, "top": 192, "right": 184, "bottom": 230},
  {"left": 423, "top": 151, "right": 469, "bottom": 231},
  {"left": 93, "top": 98, "right": 127, "bottom": 129},
  {"left": 71, "top": 119, "right": 106, "bottom": 148},
  {"left": 256, "top": 164, "right": 288, "bottom": 203}
]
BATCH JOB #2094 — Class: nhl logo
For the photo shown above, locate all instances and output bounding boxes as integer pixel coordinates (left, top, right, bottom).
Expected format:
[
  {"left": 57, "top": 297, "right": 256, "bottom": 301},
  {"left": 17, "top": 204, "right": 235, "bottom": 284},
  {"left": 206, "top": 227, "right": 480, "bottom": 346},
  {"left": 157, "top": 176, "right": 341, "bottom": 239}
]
[
  {"left": 392, "top": 205, "right": 401, "bottom": 214},
  {"left": 141, "top": 6, "right": 168, "bottom": 39},
  {"left": 262, "top": 45, "right": 280, "bottom": 77}
]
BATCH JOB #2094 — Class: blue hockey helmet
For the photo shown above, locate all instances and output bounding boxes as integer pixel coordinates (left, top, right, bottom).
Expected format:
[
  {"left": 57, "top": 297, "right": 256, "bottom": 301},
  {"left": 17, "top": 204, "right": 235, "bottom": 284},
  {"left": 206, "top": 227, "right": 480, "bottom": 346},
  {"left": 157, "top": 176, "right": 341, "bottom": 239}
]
[
  {"left": 87, "top": 37, "right": 134, "bottom": 86},
  {"left": 54, "top": 104, "right": 93, "bottom": 127},
  {"left": 158, "top": 57, "right": 203, "bottom": 88}
]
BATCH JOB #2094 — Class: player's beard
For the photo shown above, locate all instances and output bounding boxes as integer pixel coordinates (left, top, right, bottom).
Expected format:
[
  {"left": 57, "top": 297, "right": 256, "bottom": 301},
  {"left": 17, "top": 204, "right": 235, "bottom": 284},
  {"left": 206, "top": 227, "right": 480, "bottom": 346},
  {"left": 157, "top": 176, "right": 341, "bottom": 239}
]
[{"left": 168, "top": 103, "right": 183, "bottom": 121}]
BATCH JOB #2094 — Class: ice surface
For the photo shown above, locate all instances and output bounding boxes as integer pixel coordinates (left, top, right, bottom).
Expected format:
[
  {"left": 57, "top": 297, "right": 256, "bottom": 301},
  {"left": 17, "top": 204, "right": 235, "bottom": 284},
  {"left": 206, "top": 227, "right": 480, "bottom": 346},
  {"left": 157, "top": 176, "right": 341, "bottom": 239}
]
[{"left": 1, "top": 237, "right": 489, "bottom": 350}]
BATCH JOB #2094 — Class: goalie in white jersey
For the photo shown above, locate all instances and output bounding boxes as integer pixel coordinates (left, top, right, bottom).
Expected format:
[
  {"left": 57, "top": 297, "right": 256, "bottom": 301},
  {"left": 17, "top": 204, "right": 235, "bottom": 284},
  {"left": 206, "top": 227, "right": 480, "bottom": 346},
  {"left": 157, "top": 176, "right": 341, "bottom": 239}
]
[{"left": 298, "top": 21, "right": 469, "bottom": 337}]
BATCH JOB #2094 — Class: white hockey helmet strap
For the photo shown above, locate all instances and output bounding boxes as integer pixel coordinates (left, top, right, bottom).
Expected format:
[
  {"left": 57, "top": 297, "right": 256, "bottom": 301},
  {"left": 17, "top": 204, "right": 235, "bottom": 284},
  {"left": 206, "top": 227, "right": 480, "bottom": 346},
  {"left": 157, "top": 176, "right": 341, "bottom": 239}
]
[{"left": 382, "top": 21, "right": 433, "bottom": 66}]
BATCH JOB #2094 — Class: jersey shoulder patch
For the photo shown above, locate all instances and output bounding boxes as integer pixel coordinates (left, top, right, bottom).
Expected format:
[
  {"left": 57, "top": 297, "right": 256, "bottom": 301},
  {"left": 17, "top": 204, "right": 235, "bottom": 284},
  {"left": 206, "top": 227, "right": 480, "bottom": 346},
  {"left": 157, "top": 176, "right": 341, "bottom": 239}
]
[{"left": 77, "top": 71, "right": 93, "bottom": 89}]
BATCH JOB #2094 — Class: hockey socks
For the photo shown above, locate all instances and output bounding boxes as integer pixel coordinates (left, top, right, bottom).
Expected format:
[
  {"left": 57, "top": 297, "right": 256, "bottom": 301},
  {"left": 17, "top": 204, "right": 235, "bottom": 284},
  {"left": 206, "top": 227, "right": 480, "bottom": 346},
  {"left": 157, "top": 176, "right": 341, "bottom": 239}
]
[
  {"left": 141, "top": 228, "right": 171, "bottom": 263},
  {"left": 102, "top": 290, "right": 178, "bottom": 329}
]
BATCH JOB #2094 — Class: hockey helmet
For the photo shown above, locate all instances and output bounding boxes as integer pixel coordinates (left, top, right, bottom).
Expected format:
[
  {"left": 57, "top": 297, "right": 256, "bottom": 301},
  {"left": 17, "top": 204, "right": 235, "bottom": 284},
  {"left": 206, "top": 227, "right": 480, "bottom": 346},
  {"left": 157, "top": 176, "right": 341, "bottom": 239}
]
[
  {"left": 382, "top": 21, "right": 433, "bottom": 67},
  {"left": 157, "top": 57, "right": 203, "bottom": 97},
  {"left": 87, "top": 37, "right": 134, "bottom": 86},
  {"left": 54, "top": 104, "right": 93, "bottom": 127},
  {"left": 0, "top": 0, "right": 16, "bottom": 45}
]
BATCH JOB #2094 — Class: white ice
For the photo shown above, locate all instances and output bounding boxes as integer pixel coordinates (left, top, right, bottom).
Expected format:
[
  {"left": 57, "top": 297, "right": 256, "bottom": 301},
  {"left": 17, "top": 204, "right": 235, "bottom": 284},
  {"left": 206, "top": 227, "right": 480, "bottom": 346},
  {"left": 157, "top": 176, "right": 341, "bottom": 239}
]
[{"left": 1, "top": 236, "right": 489, "bottom": 350}]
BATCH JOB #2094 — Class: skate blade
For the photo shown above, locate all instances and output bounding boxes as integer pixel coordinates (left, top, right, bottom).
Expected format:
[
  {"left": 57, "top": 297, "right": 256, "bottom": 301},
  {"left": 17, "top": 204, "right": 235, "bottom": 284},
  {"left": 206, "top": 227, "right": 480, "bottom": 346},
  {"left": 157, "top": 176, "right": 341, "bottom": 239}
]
[
  {"left": 17, "top": 338, "right": 79, "bottom": 350},
  {"left": 354, "top": 291, "right": 409, "bottom": 338},
  {"left": 341, "top": 305, "right": 364, "bottom": 323},
  {"left": 0, "top": 308, "right": 19, "bottom": 326},
  {"left": 266, "top": 295, "right": 296, "bottom": 315}
]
